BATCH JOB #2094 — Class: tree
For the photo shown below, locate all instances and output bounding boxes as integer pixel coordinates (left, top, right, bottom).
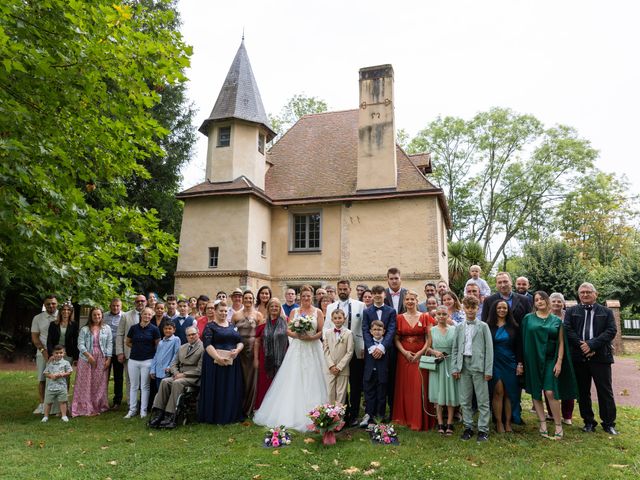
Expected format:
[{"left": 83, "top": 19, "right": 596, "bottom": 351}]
[
  {"left": 408, "top": 108, "right": 597, "bottom": 270},
  {"left": 268, "top": 94, "right": 328, "bottom": 144},
  {"left": 556, "top": 171, "right": 638, "bottom": 266},
  {"left": 519, "top": 240, "right": 587, "bottom": 299},
  {"left": 0, "top": 0, "right": 191, "bottom": 316},
  {"left": 447, "top": 240, "right": 488, "bottom": 296}
]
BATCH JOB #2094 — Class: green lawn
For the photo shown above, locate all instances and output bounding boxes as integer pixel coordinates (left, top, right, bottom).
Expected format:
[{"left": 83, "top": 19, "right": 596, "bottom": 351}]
[{"left": 0, "top": 371, "right": 638, "bottom": 479}]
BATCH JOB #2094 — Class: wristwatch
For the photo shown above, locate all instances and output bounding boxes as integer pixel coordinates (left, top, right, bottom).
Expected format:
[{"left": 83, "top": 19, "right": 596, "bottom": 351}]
[{"left": 39, "top": 347, "right": 45, "bottom": 353}]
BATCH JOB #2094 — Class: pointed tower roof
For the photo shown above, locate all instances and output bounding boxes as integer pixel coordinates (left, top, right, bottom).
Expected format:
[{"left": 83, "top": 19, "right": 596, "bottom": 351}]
[{"left": 199, "top": 41, "right": 276, "bottom": 140}]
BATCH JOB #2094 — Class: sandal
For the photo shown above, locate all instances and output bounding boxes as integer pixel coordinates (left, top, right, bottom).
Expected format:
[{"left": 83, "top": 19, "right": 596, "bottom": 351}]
[
  {"left": 553, "top": 424, "right": 564, "bottom": 440},
  {"left": 437, "top": 424, "right": 445, "bottom": 435},
  {"left": 539, "top": 420, "right": 549, "bottom": 438},
  {"left": 445, "top": 424, "right": 454, "bottom": 436}
]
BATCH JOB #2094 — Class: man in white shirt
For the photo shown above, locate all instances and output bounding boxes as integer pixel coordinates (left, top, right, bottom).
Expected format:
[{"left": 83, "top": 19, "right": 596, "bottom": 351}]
[
  {"left": 116, "top": 294, "right": 147, "bottom": 407},
  {"left": 31, "top": 295, "right": 59, "bottom": 414},
  {"left": 226, "top": 288, "right": 244, "bottom": 321},
  {"left": 325, "top": 279, "right": 366, "bottom": 427}
]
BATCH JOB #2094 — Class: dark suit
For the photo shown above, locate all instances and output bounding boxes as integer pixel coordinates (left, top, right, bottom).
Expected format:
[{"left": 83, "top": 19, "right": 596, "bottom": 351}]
[
  {"left": 172, "top": 316, "right": 195, "bottom": 344},
  {"left": 363, "top": 339, "right": 389, "bottom": 418},
  {"left": 564, "top": 303, "right": 617, "bottom": 428},
  {"left": 482, "top": 292, "right": 532, "bottom": 325},
  {"left": 384, "top": 288, "right": 407, "bottom": 315},
  {"left": 363, "top": 304, "right": 397, "bottom": 415}
]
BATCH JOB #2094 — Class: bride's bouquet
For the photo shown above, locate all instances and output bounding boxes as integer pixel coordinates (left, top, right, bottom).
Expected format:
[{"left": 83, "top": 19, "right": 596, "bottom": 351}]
[
  {"left": 290, "top": 314, "right": 314, "bottom": 336},
  {"left": 307, "top": 403, "right": 346, "bottom": 445}
]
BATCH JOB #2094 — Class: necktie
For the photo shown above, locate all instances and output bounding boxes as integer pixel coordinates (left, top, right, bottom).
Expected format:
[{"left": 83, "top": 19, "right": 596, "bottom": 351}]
[{"left": 187, "top": 344, "right": 193, "bottom": 355}]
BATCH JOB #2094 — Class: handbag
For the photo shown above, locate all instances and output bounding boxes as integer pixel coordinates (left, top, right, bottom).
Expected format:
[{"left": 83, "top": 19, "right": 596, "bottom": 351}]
[{"left": 419, "top": 355, "right": 441, "bottom": 371}]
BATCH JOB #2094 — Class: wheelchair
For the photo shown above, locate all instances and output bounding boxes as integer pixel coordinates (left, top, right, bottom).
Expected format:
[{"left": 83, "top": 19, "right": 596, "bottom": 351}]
[{"left": 174, "top": 385, "right": 200, "bottom": 426}]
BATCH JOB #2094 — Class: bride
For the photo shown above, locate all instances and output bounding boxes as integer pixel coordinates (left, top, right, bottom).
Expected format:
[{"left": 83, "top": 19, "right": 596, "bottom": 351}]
[{"left": 253, "top": 284, "right": 328, "bottom": 431}]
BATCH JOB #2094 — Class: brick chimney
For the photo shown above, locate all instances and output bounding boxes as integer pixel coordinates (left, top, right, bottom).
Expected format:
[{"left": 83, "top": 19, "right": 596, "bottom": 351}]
[{"left": 356, "top": 65, "right": 397, "bottom": 191}]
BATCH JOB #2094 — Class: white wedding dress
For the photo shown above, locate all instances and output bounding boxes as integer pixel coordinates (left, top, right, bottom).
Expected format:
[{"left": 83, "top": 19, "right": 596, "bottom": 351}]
[{"left": 253, "top": 309, "right": 328, "bottom": 431}]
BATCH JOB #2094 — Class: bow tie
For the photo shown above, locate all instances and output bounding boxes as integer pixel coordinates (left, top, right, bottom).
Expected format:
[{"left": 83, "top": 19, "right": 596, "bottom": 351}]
[
  {"left": 466, "top": 321, "right": 476, "bottom": 325},
  {"left": 390, "top": 291, "right": 401, "bottom": 297},
  {"left": 582, "top": 304, "right": 593, "bottom": 311},
  {"left": 334, "top": 328, "right": 342, "bottom": 333},
  {"left": 374, "top": 306, "right": 384, "bottom": 311}
]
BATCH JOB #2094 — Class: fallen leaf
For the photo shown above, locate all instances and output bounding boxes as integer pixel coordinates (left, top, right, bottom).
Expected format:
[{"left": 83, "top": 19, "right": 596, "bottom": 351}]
[
  {"left": 333, "top": 459, "right": 339, "bottom": 466},
  {"left": 343, "top": 466, "right": 360, "bottom": 475},
  {"left": 619, "top": 389, "right": 629, "bottom": 396},
  {"left": 149, "top": 432, "right": 154, "bottom": 436},
  {"left": 303, "top": 437, "right": 316, "bottom": 444},
  {"left": 363, "top": 469, "right": 376, "bottom": 476},
  {"left": 609, "top": 465, "right": 628, "bottom": 468},
  {"left": 252, "top": 475, "right": 262, "bottom": 480},
  {"left": 107, "top": 460, "right": 117, "bottom": 466},
  {"left": 38, "top": 442, "right": 45, "bottom": 449},
  {"left": 301, "top": 449, "right": 311, "bottom": 454},
  {"left": 255, "top": 464, "right": 270, "bottom": 467},
  {"left": 25, "top": 440, "right": 33, "bottom": 447},
  {"left": 242, "top": 421, "right": 251, "bottom": 426},
  {"left": 272, "top": 450, "right": 280, "bottom": 455},
  {"left": 100, "top": 446, "right": 109, "bottom": 450},
  {"left": 182, "top": 439, "right": 188, "bottom": 442},
  {"left": 471, "top": 463, "right": 479, "bottom": 467},
  {"left": 228, "top": 437, "right": 235, "bottom": 443},
  {"left": 370, "top": 461, "right": 381, "bottom": 468},
  {"left": 77, "top": 463, "right": 85, "bottom": 468},
  {"left": 311, "top": 465, "right": 320, "bottom": 471}
]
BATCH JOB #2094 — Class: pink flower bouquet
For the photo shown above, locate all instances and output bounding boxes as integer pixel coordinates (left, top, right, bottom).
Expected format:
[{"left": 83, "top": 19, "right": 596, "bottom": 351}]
[{"left": 263, "top": 425, "right": 292, "bottom": 448}]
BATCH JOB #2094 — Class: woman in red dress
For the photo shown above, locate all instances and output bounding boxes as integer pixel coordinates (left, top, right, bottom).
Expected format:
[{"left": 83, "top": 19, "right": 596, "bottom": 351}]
[
  {"left": 253, "top": 297, "right": 289, "bottom": 411},
  {"left": 392, "top": 290, "right": 436, "bottom": 430}
]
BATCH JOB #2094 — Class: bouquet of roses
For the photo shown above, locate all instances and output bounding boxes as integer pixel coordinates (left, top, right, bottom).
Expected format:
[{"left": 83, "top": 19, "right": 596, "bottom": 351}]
[
  {"left": 306, "top": 403, "right": 346, "bottom": 434},
  {"left": 369, "top": 423, "right": 399, "bottom": 445},
  {"left": 290, "top": 314, "right": 314, "bottom": 336},
  {"left": 263, "top": 425, "right": 292, "bottom": 448}
]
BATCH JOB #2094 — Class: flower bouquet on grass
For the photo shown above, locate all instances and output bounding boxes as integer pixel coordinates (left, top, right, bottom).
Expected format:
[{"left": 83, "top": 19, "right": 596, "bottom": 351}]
[
  {"left": 290, "top": 314, "right": 314, "bottom": 336},
  {"left": 263, "top": 425, "right": 292, "bottom": 448},
  {"left": 307, "top": 403, "right": 346, "bottom": 445},
  {"left": 369, "top": 423, "right": 399, "bottom": 445}
]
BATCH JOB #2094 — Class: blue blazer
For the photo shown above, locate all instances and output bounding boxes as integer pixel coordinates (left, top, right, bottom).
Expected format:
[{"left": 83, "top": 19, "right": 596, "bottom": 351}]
[
  {"left": 172, "top": 316, "right": 195, "bottom": 344},
  {"left": 364, "top": 343, "right": 389, "bottom": 383},
  {"left": 362, "top": 304, "right": 397, "bottom": 352}
]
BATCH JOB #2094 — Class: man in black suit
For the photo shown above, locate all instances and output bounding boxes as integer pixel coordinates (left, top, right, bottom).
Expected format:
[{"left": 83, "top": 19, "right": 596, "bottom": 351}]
[
  {"left": 362, "top": 285, "right": 397, "bottom": 425},
  {"left": 481, "top": 272, "right": 532, "bottom": 325},
  {"left": 564, "top": 282, "right": 618, "bottom": 435},
  {"left": 384, "top": 267, "right": 407, "bottom": 314}
]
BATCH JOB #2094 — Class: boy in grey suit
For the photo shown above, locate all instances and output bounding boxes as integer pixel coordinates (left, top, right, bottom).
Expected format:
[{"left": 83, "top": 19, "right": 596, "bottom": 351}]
[{"left": 452, "top": 295, "right": 493, "bottom": 441}]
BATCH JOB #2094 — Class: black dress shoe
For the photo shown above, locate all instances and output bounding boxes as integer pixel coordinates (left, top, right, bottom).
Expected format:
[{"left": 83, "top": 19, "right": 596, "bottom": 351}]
[
  {"left": 477, "top": 431, "right": 489, "bottom": 442},
  {"left": 159, "top": 413, "right": 176, "bottom": 429},
  {"left": 582, "top": 423, "right": 596, "bottom": 432},
  {"left": 461, "top": 428, "right": 474, "bottom": 441},
  {"left": 148, "top": 408, "right": 165, "bottom": 428},
  {"left": 349, "top": 419, "right": 360, "bottom": 428},
  {"left": 603, "top": 426, "right": 619, "bottom": 435}
]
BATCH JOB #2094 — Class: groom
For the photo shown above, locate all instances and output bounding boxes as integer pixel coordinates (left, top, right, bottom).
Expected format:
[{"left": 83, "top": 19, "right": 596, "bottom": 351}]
[
  {"left": 325, "top": 279, "right": 366, "bottom": 427},
  {"left": 362, "top": 285, "right": 397, "bottom": 424}
]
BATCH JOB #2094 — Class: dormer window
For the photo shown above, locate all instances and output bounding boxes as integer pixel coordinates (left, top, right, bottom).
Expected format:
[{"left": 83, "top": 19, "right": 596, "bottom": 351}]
[{"left": 217, "top": 126, "right": 231, "bottom": 147}]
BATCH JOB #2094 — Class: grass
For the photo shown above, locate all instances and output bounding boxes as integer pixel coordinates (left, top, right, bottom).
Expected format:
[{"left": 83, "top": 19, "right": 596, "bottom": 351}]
[{"left": 0, "top": 371, "right": 639, "bottom": 479}]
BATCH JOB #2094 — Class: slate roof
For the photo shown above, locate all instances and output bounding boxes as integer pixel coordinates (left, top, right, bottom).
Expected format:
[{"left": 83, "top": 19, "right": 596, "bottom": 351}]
[{"left": 199, "top": 41, "right": 275, "bottom": 140}]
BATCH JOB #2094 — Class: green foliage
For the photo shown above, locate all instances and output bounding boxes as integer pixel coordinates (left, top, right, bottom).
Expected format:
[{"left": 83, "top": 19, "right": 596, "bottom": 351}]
[
  {"left": 409, "top": 108, "right": 597, "bottom": 270},
  {"left": 447, "top": 241, "right": 488, "bottom": 296},
  {"left": 0, "top": 0, "right": 191, "bottom": 308},
  {"left": 589, "top": 244, "right": 640, "bottom": 315},
  {"left": 269, "top": 93, "right": 328, "bottom": 144},
  {"left": 519, "top": 240, "right": 588, "bottom": 300}
]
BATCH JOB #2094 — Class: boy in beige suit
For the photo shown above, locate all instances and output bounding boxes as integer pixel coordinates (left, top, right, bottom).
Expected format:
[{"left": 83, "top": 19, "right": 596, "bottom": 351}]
[{"left": 323, "top": 309, "right": 355, "bottom": 405}]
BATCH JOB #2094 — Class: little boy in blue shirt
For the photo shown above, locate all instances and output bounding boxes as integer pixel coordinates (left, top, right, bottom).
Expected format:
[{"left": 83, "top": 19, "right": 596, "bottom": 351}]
[{"left": 150, "top": 321, "right": 181, "bottom": 390}]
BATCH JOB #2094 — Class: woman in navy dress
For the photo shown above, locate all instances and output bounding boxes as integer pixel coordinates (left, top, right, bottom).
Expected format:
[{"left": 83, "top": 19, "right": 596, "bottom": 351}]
[
  {"left": 487, "top": 300, "right": 523, "bottom": 432},
  {"left": 198, "top": 301, "right": 245, "bottom": 424}
]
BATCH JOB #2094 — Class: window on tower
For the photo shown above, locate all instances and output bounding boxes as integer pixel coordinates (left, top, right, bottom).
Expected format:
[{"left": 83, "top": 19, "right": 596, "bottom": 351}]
[
  {"left": 289, "top": 212, "right": 322, "bottom": 252},
  {"left": 217, "top": 126, "right": 231, "bottom": 147}
]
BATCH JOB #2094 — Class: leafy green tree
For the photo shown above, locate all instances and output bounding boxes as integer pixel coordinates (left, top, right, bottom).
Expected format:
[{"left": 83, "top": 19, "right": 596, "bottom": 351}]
[
  {"left": 519, "top": 240, "right": 588, "bottom": 299},
  {"left": 556, "top": 171, "right": 637, "bottom": 266},
  {"left": 0, "top": 0, "right": 191, "bottom": 316},
  {"left": 408, "top": 108, "right": 597, "bottom": 269},
  {"left": 268, "top": 94, "right": 328, "bottom": 144},
  {"left": 447, "top": 240, "right": 488, "bottom": 296}
]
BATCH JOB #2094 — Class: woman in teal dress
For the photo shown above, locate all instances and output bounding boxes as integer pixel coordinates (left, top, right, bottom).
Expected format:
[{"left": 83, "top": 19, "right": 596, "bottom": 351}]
[
  {"left": 428, "top": 306, "right": 459, "bottom": 435},
  {"left": 522, "top": 291, "right": 577, "bottom": 439},
  {"left": 487, "top": 300, "right": 523, "bottom": 432}
]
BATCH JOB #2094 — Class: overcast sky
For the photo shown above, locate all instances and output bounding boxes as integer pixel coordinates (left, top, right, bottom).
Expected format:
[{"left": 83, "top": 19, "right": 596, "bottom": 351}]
[{"left": 177, "top": 0, "right": 640, "bottom": 195}]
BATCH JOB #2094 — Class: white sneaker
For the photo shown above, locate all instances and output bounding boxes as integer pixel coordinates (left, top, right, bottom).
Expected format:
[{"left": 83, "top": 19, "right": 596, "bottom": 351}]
[
  {"left": 359, "top": 414, "right": 371, "bottom": 428},
  {"left": 33, "top": 404, "right": 44, "bottom": 414},
  {"left": 41, "top": 416, "right": 49, "bottom": 423},
  {"left": 61, "top": 416, "right": 69, "bottom": 422},
  {"left": 123, "top": 412, "right": 135, "bottom": 419}
]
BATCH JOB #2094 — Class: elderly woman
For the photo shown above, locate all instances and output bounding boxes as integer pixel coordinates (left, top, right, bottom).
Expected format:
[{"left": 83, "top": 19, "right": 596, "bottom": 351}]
[
  {"left": 522, "top": 291, "right": 577, "bottom": 439},
  {"left": 72, "top": 307, "right": 112, "bottom": 416},
  {"left": 124, "top": 307, "right": 160, "bottom": 419},
  {"left": 253, "top": 297, "right": 289, "bottom": 410},
  {"left": 393, "top": 290, "right": 436, "bottom": 431},
  {"left": 548, "top": 292, "right": 575, "bottom": 425},
  {"left": 233, "top": 291, "right": 264, "bottom": 416},
  {"left": 198, "top": 301, "right": 245, "bottom": 424}
]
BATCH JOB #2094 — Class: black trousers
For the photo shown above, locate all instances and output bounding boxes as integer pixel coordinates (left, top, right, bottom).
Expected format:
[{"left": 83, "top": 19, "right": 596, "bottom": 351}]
[
  {"left": 346, "top": 357, "right": 364, "bottom": 420},
  {"left": 364, "top": 375, "right": 387, "bottom": 418},
  {"left": 108, "top": 354, "right": 124, "bottom": 404},
  {"left": 573, "top": 360, "right": 616, "bottom": 428}
]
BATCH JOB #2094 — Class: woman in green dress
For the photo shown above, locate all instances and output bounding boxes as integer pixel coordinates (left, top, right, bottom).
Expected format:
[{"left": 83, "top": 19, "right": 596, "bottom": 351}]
[
  {"left": 428, "top": 305, "right": 459, "bottom": 435},
  {"left": 522, "top": 291, "right": 577, "bottom": 439}
]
